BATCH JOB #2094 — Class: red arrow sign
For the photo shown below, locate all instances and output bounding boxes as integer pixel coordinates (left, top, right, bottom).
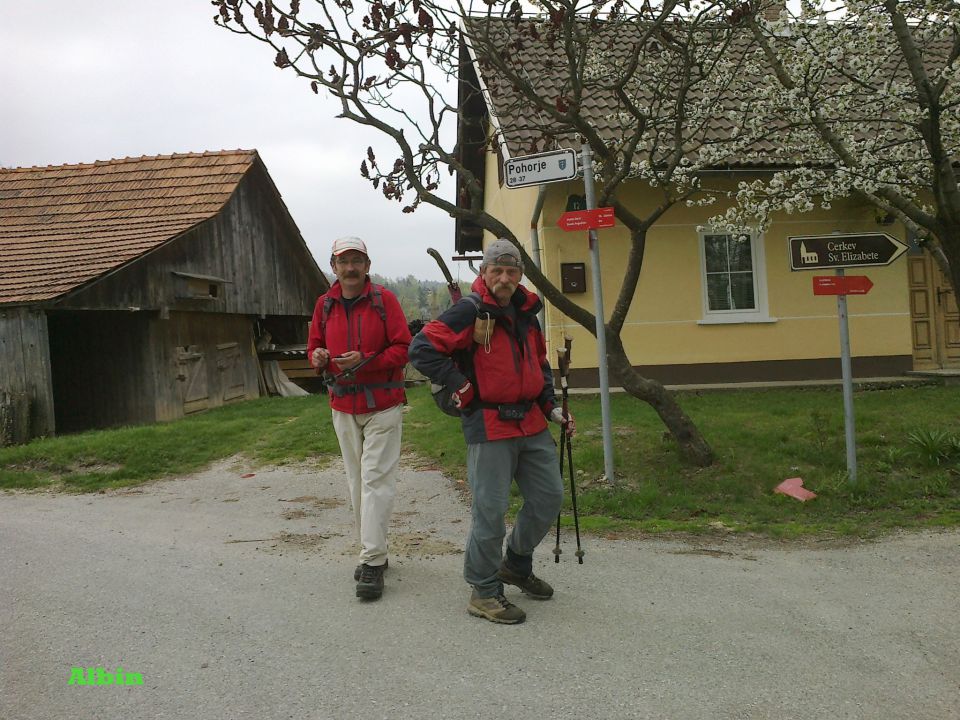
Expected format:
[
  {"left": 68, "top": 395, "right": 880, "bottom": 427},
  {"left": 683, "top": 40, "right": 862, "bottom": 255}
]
[
  {"left": 591, "top": 206, "right": 615, "bottom": 228},
  {"left": 557, "top": 207, "right": 615, "bottom": 232},
  {"left": 812, "top": 275, "right": 874, "bottom": 296},
  {"left": 557, "top": 210, "right": 592, "bottom": 231}
]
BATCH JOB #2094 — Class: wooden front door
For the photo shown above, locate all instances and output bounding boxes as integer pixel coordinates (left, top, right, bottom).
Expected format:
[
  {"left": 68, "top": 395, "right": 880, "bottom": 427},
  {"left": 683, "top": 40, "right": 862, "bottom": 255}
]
[{"left": 909, "top": 253, "right": 960, "bottom": 369}]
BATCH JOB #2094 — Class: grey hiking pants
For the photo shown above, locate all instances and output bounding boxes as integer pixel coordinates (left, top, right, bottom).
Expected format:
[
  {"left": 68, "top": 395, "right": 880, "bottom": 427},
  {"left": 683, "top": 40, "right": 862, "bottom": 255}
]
[{"left": 464, "top": 429, "right": 564, "bottom": 597}]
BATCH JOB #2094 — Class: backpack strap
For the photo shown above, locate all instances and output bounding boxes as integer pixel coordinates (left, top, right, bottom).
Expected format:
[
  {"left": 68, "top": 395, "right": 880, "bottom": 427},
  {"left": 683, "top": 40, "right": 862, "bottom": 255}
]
[
  {"left": 320, "top": 295, "right": 336, "bottom": 335},
  {"left": 370, "top": 284, "right": 388, "bottom": 325},
  {"left": 320, "top": 283, "right": 389, "bottom": 335}
]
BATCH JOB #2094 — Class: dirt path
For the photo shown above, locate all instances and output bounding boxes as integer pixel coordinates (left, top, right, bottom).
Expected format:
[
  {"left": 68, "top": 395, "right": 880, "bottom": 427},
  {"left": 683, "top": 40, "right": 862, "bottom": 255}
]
[{"left": 2, "top": 457, "right": 958, "bottom": 720}]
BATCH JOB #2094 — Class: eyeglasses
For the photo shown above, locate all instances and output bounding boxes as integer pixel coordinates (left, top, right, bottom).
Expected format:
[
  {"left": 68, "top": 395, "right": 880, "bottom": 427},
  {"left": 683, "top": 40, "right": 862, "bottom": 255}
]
[{"left": 334, "top": 256, "right": 368, "bottom": 267}]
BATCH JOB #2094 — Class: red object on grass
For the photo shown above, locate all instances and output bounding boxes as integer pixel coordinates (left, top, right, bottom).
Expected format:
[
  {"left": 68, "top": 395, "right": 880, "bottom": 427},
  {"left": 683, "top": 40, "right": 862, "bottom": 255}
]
[
  {"left": 240, "top": 473, "right": 256, "bottom": 478},
  {"left": 774, "top": 477, "right": 817, "bottom": 501}
]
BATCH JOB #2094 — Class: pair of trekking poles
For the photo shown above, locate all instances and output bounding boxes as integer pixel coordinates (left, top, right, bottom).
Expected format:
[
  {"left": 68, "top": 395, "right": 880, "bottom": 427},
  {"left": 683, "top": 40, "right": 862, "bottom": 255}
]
[{"left": 553, "top": 334, "right": 584, "bottom": 565}]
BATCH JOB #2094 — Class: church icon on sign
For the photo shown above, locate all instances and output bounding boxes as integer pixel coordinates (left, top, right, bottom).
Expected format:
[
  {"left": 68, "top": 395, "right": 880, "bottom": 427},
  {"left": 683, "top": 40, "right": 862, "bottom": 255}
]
[{"left": 800, "top": 241, "right": 818, "bottom": 264}]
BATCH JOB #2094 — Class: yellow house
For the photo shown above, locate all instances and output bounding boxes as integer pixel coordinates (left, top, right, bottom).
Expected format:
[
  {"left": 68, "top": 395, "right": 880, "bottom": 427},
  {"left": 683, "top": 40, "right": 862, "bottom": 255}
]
[{"left": 454, "top": 21, "right": 959, "bottom": 387}]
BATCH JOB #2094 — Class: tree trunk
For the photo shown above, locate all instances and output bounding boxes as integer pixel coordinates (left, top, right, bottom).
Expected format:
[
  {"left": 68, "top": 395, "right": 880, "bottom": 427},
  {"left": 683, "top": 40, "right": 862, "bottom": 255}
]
[{"left": 605, "top": 334, "right": 715, "bottom": 468}]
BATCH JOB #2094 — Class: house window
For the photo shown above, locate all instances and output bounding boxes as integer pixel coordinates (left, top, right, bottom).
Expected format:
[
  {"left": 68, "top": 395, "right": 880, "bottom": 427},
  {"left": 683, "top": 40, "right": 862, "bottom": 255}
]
[{"left": 698, "top": 231, "right": 775, "bottom": 324}]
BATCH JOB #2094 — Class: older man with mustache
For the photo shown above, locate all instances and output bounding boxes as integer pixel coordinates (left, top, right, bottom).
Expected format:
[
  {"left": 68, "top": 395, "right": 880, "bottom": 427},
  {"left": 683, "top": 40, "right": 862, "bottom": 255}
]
[
  {"left": 409, "top": 239, "right": 575, "bottom": 624},
  {"left": 308, "top": 236, "right": 411, "bottom": 601}
]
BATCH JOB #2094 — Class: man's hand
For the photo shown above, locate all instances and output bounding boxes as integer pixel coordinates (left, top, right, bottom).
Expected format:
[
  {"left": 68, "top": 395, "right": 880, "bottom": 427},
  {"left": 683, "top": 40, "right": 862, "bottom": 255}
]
[
  {"left": 451, "top": 380, "right": 475, "bottom": 409},
  {"left": 331, "top": 350, "right": 363, "bottom": 372},
  {"left": 310, "top": 347, "right": 330, "bottom": 371},
  {"left": 550, "top": 406, "right": 576, "bottom": 437}
]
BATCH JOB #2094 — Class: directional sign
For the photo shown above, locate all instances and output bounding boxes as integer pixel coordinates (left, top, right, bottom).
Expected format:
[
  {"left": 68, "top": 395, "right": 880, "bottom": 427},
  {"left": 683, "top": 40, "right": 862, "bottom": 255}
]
[
  {"left": 813, "top": 275, "right": 874, "bottom": 296},
  {"left": 504, "top": 149, "right": 577, "bottom": 189},
  {"left": 788, "top": 232, "right": 908, "bottom": 271},
  {"left": 557, "top": 207, "right": 615, "bottom": 232}
]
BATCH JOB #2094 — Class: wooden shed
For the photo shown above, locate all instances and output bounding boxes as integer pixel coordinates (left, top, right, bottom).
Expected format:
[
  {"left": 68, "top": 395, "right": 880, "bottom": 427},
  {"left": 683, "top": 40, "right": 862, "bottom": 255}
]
[{"left": 0, "top": 150, "right": 328, "bottom": 443}]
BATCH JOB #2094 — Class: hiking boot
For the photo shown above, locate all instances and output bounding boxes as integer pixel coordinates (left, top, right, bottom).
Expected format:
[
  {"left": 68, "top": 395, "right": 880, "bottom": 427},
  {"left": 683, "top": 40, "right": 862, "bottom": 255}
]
[
  {"left": 467, "top": 592, "right": 526, "bottom": 624},
  {"left": 356, "top": 563, "right": 386, "bottom": 600},
  {"left": 354, "top": 558, "right": 388, "bottom": 581},
  {"left": 497, "top": 562, "right": 554, "bottom": 600}
]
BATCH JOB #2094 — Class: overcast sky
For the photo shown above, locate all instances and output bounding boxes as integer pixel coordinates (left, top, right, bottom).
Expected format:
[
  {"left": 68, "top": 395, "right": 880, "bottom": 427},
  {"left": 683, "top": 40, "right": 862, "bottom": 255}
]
[{"left": 0, "top": 0, "right": 459, "bottom": 283}]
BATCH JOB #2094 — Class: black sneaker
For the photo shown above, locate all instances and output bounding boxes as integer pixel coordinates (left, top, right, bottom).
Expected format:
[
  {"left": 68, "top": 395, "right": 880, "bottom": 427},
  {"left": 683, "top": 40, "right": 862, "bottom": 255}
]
[
  {"left": 497, "top": 562, "right": 553, "bottom": 600},
  {"left": 354, "top": 558, "right": 388, "bottom": 581},
  {"left": 356, "top": 563, "right": 386, "bottom": 600}
]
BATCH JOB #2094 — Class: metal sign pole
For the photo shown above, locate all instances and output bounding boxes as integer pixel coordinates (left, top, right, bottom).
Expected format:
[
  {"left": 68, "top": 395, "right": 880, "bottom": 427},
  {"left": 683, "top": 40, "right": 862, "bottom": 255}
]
[
  {"left": 581, "top": 144, "right": 616, "bottom": 483},
  {"left": 835, "top": 268, "right": 858, "bottom": 483}
]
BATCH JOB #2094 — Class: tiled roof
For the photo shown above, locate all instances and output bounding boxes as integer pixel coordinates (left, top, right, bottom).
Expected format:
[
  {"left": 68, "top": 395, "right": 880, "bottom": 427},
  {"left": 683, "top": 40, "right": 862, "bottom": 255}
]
[
  {"left": 463, "top": 17, "right": 944, "bottom": 165},
  {"left": 463, "top": 17, "right": 766, "bottom": 161},
  {"left": 0, "top": 150, "right": 258, "bottom": 305}
]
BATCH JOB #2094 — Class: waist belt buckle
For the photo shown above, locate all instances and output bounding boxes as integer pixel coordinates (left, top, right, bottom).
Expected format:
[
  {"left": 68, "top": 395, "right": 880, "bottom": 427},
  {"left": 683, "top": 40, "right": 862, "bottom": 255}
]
[{"left": 497, "top": 403, "right": 529, "bottom": 421}]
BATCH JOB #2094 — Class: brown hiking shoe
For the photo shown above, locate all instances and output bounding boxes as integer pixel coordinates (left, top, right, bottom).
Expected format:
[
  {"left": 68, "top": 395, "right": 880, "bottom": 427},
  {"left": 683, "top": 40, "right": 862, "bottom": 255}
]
[
  {"left": 467, "top": 592, "right": 526, "bottom": 624},
  {"left": 356, "top": 563, "right": 386, "bottom": 600},
  {"left": 497, "top": 563, "right": 554, "bottom": 600},
  {"left": 354, "top": 558, "right": 388, "bottom": 581}
]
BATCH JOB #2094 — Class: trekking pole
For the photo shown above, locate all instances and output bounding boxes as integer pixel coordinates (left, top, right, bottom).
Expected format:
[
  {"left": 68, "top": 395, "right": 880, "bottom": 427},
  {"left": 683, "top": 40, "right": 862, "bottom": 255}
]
[
  {"left": 553, "top": 334, "right": 584, "bottom": 564},
  {"left": 427, "top": 247, "right": 463, "bottom": 304},
  {"left": 553, "top": 381, "right": 567, "bottom": 563}
]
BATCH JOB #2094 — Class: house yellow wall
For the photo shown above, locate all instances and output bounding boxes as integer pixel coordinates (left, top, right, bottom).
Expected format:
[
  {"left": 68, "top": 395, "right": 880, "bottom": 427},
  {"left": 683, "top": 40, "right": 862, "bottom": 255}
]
[{"left": 482, "top": 152, "right": 912, "bottom": 378}]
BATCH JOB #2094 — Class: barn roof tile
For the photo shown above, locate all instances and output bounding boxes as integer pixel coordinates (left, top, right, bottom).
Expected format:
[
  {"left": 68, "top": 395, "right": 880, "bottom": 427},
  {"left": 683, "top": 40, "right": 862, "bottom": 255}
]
[{"left": 0, "top": 149, "right": 258, "bottom": 305}]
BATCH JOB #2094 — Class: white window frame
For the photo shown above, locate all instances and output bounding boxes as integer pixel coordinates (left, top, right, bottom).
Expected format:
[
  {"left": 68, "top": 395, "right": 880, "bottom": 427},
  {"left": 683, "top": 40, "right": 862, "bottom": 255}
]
[{"left": 697, "top": 229, "right": 776, "bottom": 325}]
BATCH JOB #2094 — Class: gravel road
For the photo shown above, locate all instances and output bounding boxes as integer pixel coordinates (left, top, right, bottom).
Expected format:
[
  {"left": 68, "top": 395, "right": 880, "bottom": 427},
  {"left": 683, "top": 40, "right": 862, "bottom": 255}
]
[{"left": 1, "top": 456, "right": 958, "bottom": 720}]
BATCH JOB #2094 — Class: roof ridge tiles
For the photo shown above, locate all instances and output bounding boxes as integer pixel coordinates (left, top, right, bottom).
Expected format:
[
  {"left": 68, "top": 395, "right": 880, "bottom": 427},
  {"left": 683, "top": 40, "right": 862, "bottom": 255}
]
[{"left": 1, "top": 149, "right": 257, "bottom": 173}]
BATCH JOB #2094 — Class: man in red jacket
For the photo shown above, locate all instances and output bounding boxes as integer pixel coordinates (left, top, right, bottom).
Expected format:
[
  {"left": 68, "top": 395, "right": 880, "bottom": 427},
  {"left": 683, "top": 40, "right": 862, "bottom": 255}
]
[
  {"left": 307, "top": 236, "right": 411, "bottom": 600},
  {"left": 409, "top": 239, "right": 575, "bottom": 624}
]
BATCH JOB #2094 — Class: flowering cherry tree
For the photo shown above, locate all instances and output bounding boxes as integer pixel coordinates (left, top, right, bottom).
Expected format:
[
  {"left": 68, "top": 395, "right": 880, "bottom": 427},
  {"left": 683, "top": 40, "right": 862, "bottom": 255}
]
[
  {"left": 213, "top": 0, "right": 818, "bottom": 468},
  {"left": 715, "top": 0, "right": 960, "bottom": 298}
]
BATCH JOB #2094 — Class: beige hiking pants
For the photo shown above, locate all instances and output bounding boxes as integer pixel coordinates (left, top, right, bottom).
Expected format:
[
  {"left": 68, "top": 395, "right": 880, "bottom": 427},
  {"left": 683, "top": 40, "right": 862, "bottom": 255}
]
[{"left": 331, "top": 403, "right": 403, "bottom": 567}]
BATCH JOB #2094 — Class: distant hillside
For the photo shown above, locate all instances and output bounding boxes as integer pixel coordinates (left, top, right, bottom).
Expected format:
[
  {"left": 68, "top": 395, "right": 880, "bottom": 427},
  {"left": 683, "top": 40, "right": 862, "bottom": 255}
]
[
  {"left": 370, "top": 273, "right": 471, "bottom": 321},
  {"left": 317, "top": 271, "right": 471, "bottom": 321}
]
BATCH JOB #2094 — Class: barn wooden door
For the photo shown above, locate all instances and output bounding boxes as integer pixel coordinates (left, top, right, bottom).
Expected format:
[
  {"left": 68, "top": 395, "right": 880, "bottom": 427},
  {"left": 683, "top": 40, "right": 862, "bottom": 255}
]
[
  {"left": 176, "top": 345, "right": 209, "bottom": 414},
  {"left": 909, "top": 254, "right": 960, "bottom": 369},
  {"left": 216, "top": 342, "right": 246, "bottom": 402}
]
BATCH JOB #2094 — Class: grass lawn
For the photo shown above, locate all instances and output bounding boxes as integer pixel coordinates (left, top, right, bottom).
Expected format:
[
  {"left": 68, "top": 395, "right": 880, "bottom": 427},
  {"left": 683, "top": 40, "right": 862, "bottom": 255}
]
[
  {"left": 2, "top": 383, "right": 958, "bottom": 538},
  {"left": 0, "top": 396, "right": 338, "bottom": 492}
]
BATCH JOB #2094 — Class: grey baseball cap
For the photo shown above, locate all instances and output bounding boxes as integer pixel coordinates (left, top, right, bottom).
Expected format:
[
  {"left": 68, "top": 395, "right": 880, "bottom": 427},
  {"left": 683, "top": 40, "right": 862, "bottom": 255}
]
[{"left": 481, "top": 239, "right": 523, "bottom": 270}]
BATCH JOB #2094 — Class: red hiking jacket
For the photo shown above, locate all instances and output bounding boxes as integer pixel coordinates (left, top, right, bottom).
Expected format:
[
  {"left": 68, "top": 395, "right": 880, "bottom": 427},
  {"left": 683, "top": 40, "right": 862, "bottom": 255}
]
[
  {"left": 307, "top": 279, "right": 411, "bottom": 414},
  {"left": 409, "top": 276, "right": 558, "bottom": 443}
]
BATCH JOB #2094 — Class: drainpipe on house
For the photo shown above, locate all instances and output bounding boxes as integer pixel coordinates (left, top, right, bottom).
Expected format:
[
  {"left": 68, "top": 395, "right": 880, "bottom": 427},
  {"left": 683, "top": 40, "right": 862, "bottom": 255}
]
[{"left": 530, "top": 184, "right": 548, "bottom": 334}]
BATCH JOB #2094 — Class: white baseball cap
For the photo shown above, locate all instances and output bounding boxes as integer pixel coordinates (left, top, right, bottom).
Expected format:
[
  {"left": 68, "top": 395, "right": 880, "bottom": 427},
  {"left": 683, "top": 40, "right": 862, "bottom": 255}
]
[{"left": 331, "top": 236, "right": 368, "bottom": 256}]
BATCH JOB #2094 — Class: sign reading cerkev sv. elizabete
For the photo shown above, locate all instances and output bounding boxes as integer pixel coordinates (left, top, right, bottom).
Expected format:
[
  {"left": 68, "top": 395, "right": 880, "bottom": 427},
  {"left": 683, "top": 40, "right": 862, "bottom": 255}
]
[
  {"left": 504, "top": 149, "right": 578, "bottom": 189},
  {"left": 788, "top": 232, "right": 909, "bottom": 271}
]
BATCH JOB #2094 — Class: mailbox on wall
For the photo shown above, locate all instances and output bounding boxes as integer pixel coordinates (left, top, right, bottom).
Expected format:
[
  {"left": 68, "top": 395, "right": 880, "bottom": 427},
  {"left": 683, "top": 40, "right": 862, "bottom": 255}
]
[{"left": 560, "top": 262, "right": 586, "bottom": 293}]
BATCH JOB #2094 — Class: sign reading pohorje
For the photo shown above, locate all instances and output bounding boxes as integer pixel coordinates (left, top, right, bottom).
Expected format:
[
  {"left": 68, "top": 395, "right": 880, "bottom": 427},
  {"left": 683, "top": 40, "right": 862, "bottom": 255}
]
[{"left": 504, "top": 149, "right": 577, "bottom": 189}]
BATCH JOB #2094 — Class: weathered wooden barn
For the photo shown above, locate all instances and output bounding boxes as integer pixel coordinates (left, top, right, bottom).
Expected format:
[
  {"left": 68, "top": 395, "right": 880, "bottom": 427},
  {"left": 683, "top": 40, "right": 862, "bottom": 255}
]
[{"left": 0, "top": 150, "right": 328, "bottom": 443}]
